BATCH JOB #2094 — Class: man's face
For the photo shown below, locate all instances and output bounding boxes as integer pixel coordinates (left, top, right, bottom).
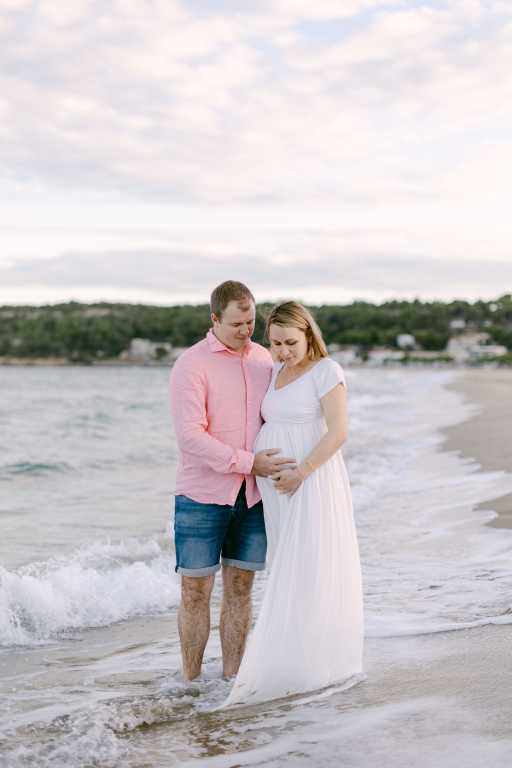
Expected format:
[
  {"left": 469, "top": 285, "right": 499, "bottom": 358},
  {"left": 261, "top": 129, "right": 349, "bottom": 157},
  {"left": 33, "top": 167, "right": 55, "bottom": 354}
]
[{"left": 212, "top": 300, "right": 256, "bottom": 352}]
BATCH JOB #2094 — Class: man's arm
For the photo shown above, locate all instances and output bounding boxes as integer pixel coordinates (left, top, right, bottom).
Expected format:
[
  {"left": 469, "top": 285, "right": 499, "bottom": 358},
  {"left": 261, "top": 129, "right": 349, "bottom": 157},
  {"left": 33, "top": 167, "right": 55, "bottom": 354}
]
[{"left": 170, "top": 358, "right": 254, "bottom": 475}]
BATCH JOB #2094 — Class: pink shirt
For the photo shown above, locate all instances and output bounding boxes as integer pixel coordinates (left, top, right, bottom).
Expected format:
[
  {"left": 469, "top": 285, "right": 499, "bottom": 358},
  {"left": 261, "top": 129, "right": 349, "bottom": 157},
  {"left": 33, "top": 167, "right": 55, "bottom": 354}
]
[{"left": 170, "top": 329, "right": 273, "bottom": 506}]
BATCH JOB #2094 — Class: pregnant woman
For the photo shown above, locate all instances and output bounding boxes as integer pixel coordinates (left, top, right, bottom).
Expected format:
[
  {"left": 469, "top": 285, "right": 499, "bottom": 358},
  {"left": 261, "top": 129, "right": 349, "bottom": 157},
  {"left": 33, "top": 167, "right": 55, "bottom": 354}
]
[{"left": 225, "top": 301, "right": 364, "bottom": 706}]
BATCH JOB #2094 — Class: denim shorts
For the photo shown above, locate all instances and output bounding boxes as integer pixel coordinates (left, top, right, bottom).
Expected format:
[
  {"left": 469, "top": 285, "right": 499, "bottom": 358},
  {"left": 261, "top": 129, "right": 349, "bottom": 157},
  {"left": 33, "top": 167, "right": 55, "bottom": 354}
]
[{"left": 173, "top": 482, "right": 267, "bottom": 577}]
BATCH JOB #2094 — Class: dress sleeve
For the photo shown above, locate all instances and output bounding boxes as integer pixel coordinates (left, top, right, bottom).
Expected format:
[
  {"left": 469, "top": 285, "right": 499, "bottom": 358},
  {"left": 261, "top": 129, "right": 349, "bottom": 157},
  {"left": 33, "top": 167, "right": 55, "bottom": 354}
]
[{"left": 313, "top": 358, "right": 346, "bottom": 400}]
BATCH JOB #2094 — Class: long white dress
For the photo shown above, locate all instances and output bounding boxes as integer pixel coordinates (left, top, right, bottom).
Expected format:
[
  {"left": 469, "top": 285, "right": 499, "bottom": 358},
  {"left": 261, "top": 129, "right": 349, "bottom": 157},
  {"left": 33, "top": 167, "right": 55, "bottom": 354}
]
[{"left": 225, "top": 357, "right": 364, "bottom": 706}]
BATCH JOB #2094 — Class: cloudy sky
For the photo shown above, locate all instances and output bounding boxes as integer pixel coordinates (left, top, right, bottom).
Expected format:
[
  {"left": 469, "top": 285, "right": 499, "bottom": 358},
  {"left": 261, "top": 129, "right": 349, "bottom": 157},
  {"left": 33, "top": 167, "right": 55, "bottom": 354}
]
[{"left": 1, "top": 0, "right": 511, "bottom": 306}]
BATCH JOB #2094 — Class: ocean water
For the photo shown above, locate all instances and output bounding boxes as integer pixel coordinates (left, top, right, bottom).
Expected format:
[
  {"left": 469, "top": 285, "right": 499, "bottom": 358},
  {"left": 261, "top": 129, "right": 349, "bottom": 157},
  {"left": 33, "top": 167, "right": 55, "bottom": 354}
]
[{"left": 1, "top": 365, "right": 512, "bottom": 766}]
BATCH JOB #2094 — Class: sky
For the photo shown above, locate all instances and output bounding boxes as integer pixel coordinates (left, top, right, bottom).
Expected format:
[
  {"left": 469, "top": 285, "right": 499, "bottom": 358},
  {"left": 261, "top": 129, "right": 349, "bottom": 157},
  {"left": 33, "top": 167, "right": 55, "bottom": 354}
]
[{"left": 1, "top": 0, "right": 511, "bottom": 307}]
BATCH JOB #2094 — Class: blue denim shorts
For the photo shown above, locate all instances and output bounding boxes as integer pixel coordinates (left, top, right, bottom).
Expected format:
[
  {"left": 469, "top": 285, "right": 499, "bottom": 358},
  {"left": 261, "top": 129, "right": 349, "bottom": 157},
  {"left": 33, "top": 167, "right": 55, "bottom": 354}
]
[{"left": 173, "top": 482, "right": 267, "bottom": 577}]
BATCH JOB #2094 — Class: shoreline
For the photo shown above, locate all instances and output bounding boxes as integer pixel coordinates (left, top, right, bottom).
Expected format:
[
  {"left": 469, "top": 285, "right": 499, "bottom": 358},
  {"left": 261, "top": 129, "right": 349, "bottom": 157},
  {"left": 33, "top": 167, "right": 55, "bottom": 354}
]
[
  {"left": 3, "top": 366, "right": 512, "bottom": 764},
  {"left": 443, "top": 369, "right": 512, "bottom": 530},
  {"left": 0, "top": 358, "right": 174, "bottom": 367},
  {"left": 1, "top": 357, "right": 511, "bottom": 369}
]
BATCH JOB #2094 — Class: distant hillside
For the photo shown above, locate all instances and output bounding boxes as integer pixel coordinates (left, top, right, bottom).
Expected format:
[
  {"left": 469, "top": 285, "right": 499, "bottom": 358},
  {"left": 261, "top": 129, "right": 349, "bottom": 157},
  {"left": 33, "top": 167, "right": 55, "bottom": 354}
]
[{"left": 0, "top": 296, "right": 511, "bottom": 363}]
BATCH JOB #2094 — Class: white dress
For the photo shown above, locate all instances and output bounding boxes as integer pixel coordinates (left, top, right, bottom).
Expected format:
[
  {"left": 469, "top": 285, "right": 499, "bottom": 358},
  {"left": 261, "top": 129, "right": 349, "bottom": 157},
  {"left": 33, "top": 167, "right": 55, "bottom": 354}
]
[{"left": 225, "top": 357, "right": 364, "bottom": 706}]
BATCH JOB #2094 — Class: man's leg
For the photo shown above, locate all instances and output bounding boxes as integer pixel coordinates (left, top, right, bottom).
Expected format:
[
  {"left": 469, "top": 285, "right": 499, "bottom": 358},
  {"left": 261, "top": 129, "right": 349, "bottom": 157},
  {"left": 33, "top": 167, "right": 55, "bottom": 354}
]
[
  {"left": 174, "top": 493, "right": 228, "bottom": 680},
  {"left": 220, "top": 565, "right": 255, "bottom": 677},
  {"left": 178, "top": 574, "right": 215, "bottom": 680}
]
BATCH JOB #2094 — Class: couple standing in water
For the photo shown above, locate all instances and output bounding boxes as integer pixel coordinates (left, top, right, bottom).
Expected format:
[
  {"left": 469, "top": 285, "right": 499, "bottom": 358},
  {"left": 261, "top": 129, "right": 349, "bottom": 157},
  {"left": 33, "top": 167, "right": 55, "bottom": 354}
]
[{"left": 170, "top": 281, "right": 363, "bottom": 706}]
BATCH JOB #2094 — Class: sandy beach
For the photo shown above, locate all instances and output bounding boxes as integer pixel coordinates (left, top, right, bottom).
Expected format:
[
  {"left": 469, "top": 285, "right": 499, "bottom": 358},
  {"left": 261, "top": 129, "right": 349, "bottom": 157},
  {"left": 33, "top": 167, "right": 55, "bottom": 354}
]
[{"left": 443, "top": 369, "right": 512, "bottom": 529}]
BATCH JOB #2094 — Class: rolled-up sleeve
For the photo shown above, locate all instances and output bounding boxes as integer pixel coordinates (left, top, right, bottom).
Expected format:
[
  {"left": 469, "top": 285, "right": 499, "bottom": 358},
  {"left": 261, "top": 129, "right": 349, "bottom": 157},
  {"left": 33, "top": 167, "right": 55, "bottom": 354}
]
[{"left": 170, "top": 357, "right": 254, "bottom": 476}]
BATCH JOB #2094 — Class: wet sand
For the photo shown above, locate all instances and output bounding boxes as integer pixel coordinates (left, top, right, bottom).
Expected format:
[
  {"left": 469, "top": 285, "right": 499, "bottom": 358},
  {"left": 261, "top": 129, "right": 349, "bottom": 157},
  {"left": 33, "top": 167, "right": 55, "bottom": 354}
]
[
  {"left": 443, "top": 369, "right": 512, "bottom": 529},
  {"left": 3, "top": 610, "right": 512, "bottom": 767}
]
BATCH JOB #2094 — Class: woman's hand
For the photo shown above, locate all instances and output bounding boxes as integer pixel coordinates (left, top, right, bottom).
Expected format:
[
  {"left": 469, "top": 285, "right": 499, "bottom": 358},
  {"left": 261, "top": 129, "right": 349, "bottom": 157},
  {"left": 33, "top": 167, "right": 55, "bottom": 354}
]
[{"left": 271, "top": 467, "right": 304, "bottom": 496}]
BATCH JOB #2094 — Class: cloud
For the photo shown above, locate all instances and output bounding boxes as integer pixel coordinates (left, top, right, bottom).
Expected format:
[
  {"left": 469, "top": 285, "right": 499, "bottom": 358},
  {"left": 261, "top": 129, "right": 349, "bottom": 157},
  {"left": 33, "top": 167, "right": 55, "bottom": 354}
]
[
  {"left": 1, "top": 0, "right": 511, "bottom": 205},
  {"left": 1, "top": 0, "right": 511, "bottom": 304},
  {"left": 1, "top": 237, "right": 510, "bottom": 304}
]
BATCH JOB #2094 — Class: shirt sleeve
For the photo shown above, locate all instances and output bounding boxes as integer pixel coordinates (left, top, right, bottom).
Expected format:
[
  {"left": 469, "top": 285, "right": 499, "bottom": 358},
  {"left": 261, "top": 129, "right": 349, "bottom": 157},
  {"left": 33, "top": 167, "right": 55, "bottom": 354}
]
[
  {"left": 313, "top": 358, "right": 347, "bottom": 400},
  {"left": 170, "top": 357, "right": 254, "bottom": 476}
]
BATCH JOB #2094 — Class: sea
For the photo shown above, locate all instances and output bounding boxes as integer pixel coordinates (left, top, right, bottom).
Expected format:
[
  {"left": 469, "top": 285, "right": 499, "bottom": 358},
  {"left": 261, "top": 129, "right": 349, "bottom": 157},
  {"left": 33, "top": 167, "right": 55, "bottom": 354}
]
[{"left": 1, "top": 365, "right": 512, "bottom": 767}]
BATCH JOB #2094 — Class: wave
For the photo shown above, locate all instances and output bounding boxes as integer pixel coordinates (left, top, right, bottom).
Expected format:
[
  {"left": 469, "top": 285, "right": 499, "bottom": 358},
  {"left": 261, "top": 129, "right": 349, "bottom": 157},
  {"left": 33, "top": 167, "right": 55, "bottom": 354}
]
[
  {"left": 0, "top": 673, "right": 229, "bottom": 768},
  {"left": 365, "top": 611, "right": 512, "bottom": 639},
  {"left": 0, "top": 538, "right": 180, "bottom": 647},
  {"left": 0, "top": 461, "right": 76, "bottom": 480}
]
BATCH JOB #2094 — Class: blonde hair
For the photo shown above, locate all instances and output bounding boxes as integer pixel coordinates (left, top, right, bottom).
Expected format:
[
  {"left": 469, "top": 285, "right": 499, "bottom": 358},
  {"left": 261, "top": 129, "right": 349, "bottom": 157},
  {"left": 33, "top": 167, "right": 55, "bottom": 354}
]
[{"left": 265, "top": 301, "right": 328, "bottom": 361}]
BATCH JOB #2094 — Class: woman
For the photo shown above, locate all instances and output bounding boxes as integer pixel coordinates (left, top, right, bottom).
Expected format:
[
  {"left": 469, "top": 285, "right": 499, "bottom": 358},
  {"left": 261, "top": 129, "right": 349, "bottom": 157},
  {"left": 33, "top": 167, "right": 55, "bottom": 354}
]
[{"left": 225, "top": 301, "right": 364, "bottom": 706}]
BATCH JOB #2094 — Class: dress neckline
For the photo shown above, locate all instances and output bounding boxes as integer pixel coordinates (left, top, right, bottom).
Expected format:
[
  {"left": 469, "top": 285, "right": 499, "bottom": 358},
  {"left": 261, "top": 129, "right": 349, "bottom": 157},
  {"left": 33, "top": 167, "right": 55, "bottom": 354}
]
[{"left": 274, "top": 359, "right": 323, "bottom": 392}]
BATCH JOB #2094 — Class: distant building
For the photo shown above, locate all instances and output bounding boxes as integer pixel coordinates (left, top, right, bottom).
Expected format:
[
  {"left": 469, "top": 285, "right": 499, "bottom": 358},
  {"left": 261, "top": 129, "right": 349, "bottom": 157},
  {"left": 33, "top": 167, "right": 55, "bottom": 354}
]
[
  {"left": 120, "top": 338, "right": 183, "bottom": 364},
  {"left": 367, "top": 347, "right": 404, "bottom": 366},
  {"left": 446, "top": 332, "right": 507, "bottom": 363},
  {"left": 468, "top": 344, "right": 508, "bottom": 361},
  {"left": 396, "top": 334, "right": 416, "bottom": 350},
  {"left": 329, "top": 346, "right": 360, "bottom": 366},
  {"left": 449, "top": 318, "right": 466, "bottom": 331}
]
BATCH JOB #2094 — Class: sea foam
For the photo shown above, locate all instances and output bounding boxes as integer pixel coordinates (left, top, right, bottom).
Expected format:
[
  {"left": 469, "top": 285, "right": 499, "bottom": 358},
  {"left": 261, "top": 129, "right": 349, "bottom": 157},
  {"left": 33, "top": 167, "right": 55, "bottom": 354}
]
[{"left": 0, "top": 537, "right": 180, "bottom": 646}]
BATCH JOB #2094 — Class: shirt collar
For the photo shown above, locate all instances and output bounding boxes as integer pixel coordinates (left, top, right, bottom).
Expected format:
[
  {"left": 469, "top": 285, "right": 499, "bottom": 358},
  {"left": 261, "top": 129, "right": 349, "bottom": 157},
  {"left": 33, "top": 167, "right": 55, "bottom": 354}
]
[{"left": 206, "top": 328, "right": 252, "bottom": 356}]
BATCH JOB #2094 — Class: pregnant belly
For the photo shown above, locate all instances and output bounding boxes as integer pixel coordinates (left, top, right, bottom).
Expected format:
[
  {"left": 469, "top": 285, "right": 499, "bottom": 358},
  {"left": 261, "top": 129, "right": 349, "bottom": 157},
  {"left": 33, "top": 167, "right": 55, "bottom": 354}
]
[
  {"left": 253, "top": 422, "right": 276, "bottom": 453},
  {"left": 253, "top": 422, "right": 295, "bottom": 455},
  {"left": 254, "top": 420, "right": 324, "bottom": 462}
]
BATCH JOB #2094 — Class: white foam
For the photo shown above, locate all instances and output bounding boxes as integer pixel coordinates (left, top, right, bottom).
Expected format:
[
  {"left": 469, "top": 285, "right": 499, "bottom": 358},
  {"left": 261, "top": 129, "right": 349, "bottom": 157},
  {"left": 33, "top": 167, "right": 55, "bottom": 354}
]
[
  {"left": 0, "top": 537, "right": 180, "bottom": 646},
  {"left": 179, "top": 695, "right": 512, "bottom": 768},
  {"left": 345, "top": 369, "right": 512, "bottom": 638},
  {"left": 2, "top": 369, "right": 512, "bottom": 647}
]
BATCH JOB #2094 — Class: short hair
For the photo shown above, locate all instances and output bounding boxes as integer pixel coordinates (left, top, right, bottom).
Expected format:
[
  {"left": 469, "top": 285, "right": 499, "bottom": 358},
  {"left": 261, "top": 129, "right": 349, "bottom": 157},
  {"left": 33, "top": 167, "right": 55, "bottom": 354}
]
[
  {"left": 210, "top": 281, "right": 255, "bottom": 320},
  {"left": 265, "top": 301, "right": 328, "bottom": 361}
]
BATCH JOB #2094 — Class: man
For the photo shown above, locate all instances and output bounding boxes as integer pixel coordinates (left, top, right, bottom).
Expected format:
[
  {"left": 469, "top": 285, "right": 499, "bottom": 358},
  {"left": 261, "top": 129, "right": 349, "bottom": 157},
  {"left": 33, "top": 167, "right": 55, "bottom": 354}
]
[{"left": 169, "top": 280, "right": 295, "bottom": 680}]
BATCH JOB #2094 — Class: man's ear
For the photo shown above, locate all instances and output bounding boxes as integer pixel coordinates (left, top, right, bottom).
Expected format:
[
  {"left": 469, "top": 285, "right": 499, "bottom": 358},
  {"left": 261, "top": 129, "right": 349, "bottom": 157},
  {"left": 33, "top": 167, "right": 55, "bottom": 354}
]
[{"left": 211, "top": 312, "right": 219, "bottom": 325}]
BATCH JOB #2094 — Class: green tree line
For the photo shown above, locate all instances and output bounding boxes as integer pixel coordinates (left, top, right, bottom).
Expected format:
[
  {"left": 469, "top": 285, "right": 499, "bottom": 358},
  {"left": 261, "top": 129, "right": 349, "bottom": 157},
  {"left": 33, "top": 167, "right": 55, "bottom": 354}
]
[{"left": 0, "top": 295, "right": 511, "bottom": 361}]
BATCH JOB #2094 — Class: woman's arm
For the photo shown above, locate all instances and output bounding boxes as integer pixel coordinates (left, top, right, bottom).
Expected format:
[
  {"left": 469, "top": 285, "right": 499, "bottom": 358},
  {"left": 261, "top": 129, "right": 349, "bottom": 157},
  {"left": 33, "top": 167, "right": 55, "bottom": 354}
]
[{"left": 273, "top": 383, "right": 347, "bottom": 495}]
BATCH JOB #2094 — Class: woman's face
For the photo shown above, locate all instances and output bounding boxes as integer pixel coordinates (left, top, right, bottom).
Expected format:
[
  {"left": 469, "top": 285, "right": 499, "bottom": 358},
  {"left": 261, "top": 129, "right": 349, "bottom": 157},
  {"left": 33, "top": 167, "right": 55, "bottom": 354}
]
[{"left": 268, "top": 324, "right": 309, "bottom": 367}]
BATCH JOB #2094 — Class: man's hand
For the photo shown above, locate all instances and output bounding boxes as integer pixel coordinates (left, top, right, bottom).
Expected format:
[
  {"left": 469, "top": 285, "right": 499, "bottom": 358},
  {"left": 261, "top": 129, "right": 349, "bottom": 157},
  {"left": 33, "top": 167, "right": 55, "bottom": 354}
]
[{"left": 252, "top": 449, "right": 297, "bottom": 478}]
